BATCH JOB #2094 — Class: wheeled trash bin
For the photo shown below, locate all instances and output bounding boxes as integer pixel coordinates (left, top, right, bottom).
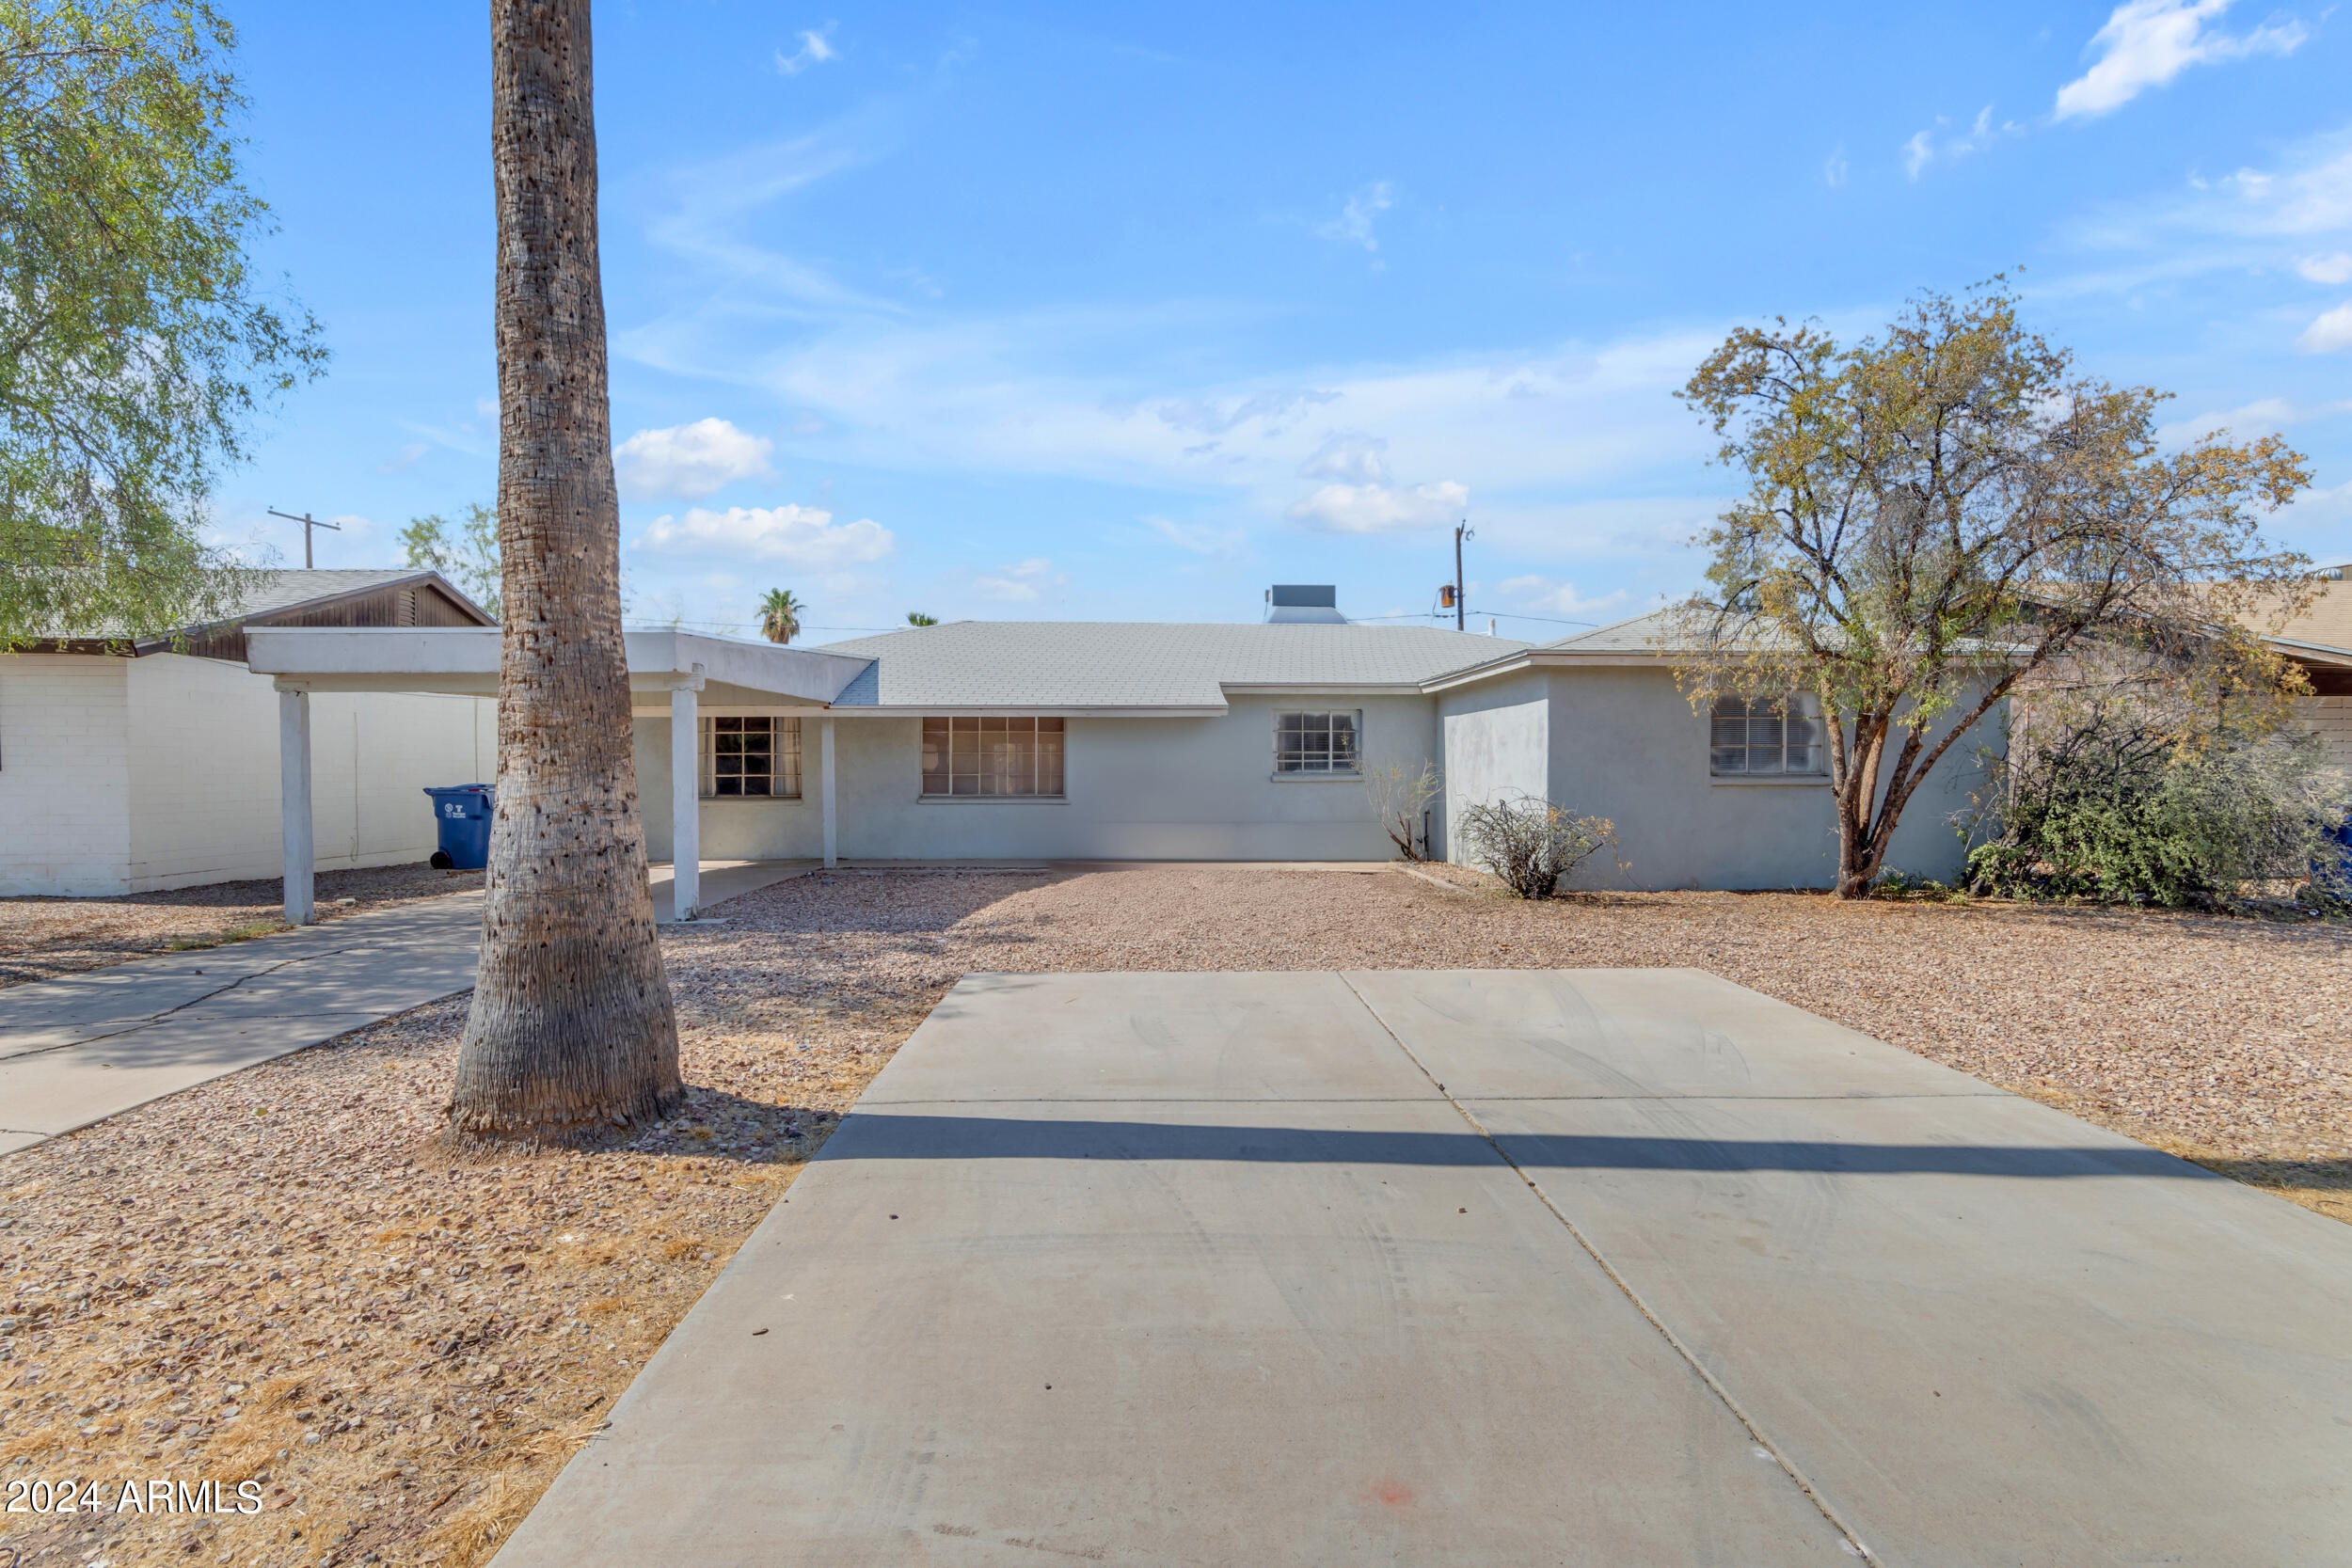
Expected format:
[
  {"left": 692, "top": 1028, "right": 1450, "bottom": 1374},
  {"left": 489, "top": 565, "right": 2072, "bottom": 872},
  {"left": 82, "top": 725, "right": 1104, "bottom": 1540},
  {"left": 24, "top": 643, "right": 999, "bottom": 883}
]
[{"left": 422, "top": 784, "right": 495, "bottom": 870}]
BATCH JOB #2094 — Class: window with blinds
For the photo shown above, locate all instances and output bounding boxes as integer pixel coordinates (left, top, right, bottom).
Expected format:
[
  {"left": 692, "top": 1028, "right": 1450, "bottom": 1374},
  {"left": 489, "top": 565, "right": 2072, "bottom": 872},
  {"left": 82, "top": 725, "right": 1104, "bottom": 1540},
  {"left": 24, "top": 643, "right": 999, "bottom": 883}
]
[
  {"left": 699, "top": 716, "right": 803, "bottom": 798},
  {"left": 1708, "top": 694, "right": 1828, "bottom": 777},
  {"left": 921, "top": 716, "right": 1065, "bottom": 798}
]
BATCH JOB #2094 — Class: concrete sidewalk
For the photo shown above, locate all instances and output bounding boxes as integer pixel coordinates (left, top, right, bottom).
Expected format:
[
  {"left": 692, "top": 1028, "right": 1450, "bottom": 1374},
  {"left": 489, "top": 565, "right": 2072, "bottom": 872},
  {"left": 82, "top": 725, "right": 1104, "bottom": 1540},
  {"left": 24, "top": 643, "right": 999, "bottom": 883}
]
[
  {"left": 0, "top": 893, "right": 485, "bottom": 1156},
  {"left": 496, "top": 969, "right": 2352, "bottom": 1568}
]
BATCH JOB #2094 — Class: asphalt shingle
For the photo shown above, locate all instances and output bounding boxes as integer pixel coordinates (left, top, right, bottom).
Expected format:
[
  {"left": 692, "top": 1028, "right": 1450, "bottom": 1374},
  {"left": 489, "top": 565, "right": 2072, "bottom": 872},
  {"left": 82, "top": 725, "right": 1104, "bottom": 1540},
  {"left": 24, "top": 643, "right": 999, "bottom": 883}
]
[{"left": 814, "top": 622, "right": 1534, "bottom": 708}]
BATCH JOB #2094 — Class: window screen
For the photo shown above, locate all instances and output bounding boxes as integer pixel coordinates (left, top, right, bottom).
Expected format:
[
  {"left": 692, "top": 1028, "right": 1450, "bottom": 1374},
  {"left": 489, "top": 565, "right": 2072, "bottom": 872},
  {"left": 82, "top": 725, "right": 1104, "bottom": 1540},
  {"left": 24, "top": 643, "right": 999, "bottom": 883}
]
[
  {"left": 921, "top": 717, "right": 1065, "bottom": 798},
  {"left": 1275, "top": 711, "right": 1360, "bottom": 774},
  {"left": 700, "top": 716, "right": 803, "bottom": 798},
  {"left": 1709, "top": 693, "right": 1828, "bottom": 777}
]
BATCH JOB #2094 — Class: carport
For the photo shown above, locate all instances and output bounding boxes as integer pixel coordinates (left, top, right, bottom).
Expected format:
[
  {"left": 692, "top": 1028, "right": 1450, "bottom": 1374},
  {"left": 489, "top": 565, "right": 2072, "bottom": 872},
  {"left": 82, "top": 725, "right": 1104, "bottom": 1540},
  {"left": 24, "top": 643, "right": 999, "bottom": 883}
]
[{"left": 244, "top": 626, "right": 871, "bottom": 925}]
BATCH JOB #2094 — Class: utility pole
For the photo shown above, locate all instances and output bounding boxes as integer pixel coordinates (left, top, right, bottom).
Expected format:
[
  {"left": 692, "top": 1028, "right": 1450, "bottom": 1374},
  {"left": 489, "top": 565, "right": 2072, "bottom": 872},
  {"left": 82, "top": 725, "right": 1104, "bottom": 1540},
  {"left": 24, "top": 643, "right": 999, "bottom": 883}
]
[
  {"left": 267, "top": 508, "right": 342, "bottom": 569},
  {"left": 1454, "top": 521, "right": 1474, "bottom": 630}
]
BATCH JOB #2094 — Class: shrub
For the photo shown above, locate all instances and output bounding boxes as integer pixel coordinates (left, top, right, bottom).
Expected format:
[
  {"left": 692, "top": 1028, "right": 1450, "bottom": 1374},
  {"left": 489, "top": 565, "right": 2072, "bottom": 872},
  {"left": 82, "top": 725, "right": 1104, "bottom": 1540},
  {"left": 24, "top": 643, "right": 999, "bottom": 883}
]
[
  {"left": 1968, "top": 731, "right": 2351, "bottom": 909},
  {"left": 1456, "top": 797, "right": 1617, "bottom": 898},
  {"left": 1365, "top": 762, "right": 1443, "bottom": 862}
]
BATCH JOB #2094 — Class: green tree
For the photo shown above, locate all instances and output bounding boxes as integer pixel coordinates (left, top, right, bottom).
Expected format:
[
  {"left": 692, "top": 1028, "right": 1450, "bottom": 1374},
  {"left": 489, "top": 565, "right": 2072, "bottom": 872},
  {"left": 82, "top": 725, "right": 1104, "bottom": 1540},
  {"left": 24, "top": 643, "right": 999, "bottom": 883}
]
[
  {"left": 0, "top": 0, "right": 326, "bottom": 646},
  {"left": 401, "top": 502, "right": 501, "bottom": 619},
  {"left": 906, "top": 610, "right": 937, "bottom": 626},
  {"left": 757, "top": 587, "right": 803, "bottom": 643},
  {"left": 1674, "top": 283, "right": 2312, "bottom": 898}
]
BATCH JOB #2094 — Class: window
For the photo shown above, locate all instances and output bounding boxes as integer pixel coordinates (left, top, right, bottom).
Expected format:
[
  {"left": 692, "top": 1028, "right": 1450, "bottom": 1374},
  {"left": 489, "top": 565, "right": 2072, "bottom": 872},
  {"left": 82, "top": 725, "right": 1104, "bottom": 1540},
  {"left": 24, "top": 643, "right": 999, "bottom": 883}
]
[
  {"left": 700, "top": 716, "right": 803, "bottom": 799},
  {"left": 1709, "top": 693, "right": 1828, "bottom": 777},
  {"left": 922, "top": 716, "right": 1065, "bottom": 798},
  {"left": 1275, "top": 710, "right": 1359, "bottom": 775}
]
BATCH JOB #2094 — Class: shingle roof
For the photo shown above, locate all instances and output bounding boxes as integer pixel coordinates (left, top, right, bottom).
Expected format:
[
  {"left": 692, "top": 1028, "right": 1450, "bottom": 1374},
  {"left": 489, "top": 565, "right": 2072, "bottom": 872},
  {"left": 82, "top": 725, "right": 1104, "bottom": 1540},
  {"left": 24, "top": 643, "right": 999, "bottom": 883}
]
[
  {"left": 1542, "top": 609, "right": 1685, "bottom": 653},
  {"left": 220, "top": 569, "right": 438, "bottom": 622},
  {"left": 814, "top": 622, "right": 1533, "bottom": 708}
]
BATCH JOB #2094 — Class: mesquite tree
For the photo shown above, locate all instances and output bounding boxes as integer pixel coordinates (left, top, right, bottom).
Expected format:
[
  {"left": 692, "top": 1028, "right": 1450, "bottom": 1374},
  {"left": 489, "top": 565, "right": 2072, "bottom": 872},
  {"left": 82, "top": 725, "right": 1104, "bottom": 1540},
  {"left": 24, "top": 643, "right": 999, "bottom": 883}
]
[
  {"left": 450, "top": 0, "right": 681, "bottom": 1147},
  {"left": 1674, "top": 284, "right": 2313, "bottom": 898}
]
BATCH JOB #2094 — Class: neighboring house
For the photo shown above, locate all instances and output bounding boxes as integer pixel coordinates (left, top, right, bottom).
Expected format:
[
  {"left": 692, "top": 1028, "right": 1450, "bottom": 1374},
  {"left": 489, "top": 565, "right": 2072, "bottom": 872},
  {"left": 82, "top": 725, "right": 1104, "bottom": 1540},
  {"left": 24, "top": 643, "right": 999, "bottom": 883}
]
[
  {"left": 2254, "top": 562, "right": 2352, "bottom": 769},
  {"left": 1, "top": 570, "right": 497, "bottom": 897}
]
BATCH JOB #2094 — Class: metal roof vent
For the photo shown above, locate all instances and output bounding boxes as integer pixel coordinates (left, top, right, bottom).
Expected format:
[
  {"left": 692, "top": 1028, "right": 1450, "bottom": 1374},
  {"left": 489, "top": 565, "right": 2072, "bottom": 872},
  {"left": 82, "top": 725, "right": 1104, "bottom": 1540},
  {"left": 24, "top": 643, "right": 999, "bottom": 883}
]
[{"left": 1264, "top": 584, "right": 1346, "bottom": 625}]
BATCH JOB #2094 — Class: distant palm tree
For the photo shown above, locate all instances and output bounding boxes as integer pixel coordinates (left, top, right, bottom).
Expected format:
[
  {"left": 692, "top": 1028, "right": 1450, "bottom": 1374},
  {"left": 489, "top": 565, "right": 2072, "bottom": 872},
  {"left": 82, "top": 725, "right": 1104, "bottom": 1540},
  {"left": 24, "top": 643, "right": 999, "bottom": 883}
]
[
  {"left": 906, "top": 611, "right": 938, "bottom": 626},
  {"left": 758, "top": 588, "right": 803, "bottom": 643}
]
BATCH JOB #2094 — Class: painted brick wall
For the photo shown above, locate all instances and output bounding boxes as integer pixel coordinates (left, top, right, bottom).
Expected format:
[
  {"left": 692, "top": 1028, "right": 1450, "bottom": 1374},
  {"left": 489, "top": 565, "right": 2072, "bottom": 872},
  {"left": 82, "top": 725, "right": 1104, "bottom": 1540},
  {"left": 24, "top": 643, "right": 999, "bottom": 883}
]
[
  {"left": 124, "top": 654, "right": 496, "bottom": 892},
  {"left": 0, "top": 655, "right": 135, "bottom": 895}
]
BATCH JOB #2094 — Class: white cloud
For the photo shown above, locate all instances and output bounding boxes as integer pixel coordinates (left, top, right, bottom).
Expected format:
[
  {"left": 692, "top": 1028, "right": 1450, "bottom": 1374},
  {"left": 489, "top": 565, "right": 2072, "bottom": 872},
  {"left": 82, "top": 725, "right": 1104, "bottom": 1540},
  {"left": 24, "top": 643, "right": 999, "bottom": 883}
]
[
  {"left": 1902, "top": 106, "right": 2021, "bottom": 181},
  {"left": 376, "top": 441, "right": 429, "bottom": 474},
  {"left": 2297, "top": 251, "right": 2352, "bottom": 284},
  {"left": 633, "top": 504, "right": 893, "bottom": 567},
  {"left": 1147, "top": 516, "right": 1246, "bottom": 556},
  {"left": 1288, "top": 478, "right": 1470, "bottom": 534},
  {"left": 1823, "top": 146, "right": 1849, "bottom": 188},
  {"left": 775, "top": 26, "right": 837, "bottom": 75},
  {"left": 613, "top": 418, "right": 776, "bottom": 500},
  {"left": 2055, "top": 0, "right": 2306, "bottom": 121},
  {"left": 1315, "top": 182, "right": 1393, "bottom": 252},
  {"left": 2297, "top": 301, "right": 2352, "bottom": 353},
  {"left": 1494, "top": 574, "right": 1630, "bottom": 622},
  {"left": 2154, "top": 395, "right": 2352, "bottom": 443},
  {"left": 1285, "top": 435, "right": 1469, "bottom": 532},
  {"left": 973, "top": 558, "right": 1062, "bottom": 602}
]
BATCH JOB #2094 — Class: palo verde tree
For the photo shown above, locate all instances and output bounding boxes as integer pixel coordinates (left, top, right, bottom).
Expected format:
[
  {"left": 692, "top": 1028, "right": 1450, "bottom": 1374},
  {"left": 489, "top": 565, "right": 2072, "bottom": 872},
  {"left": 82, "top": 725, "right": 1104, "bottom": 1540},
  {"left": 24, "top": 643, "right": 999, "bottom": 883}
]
[
  {"left": 449, "top": 0, "right": 680, "bottom": 1148},
  {"left": 0, "top": 0, "right": 325, "bottom": 646},
  {"left": 1673, "top": 282, "right": 2313, "bottom": 898}
]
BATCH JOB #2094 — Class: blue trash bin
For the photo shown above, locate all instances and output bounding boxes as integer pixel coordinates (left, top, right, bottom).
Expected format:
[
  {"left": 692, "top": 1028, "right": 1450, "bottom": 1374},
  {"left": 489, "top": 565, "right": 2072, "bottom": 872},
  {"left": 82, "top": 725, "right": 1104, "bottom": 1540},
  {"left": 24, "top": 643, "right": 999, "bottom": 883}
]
[{"left": 422, "top": 784, "right": 495, "bottom": 870}]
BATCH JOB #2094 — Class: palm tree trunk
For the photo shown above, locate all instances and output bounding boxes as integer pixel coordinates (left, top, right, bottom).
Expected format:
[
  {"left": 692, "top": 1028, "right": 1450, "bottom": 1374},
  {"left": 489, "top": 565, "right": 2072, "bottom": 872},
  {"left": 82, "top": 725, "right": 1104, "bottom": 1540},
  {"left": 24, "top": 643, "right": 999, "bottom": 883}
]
[{"left": 451, "top": 0, "right": 680, "bottom": 1147}]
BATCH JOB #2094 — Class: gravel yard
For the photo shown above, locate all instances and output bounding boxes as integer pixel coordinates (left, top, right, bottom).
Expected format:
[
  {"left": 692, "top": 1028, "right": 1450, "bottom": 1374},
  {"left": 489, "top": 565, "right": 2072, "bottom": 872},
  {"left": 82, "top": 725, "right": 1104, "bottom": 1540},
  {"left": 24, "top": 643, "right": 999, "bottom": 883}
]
[
  {"left": 2, "top": 863, "right": 2344, "bottom": 1568},
  {"left": 0, "top": 864, "right": 484, "bottom": 989}
]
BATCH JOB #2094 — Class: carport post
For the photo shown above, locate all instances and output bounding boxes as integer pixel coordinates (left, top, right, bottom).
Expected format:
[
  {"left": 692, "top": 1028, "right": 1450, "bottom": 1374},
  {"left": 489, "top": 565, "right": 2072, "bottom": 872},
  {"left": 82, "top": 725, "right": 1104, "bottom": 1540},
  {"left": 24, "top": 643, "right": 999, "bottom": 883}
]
[
  {"left": 277, "top": 685, "right": 314, "bottom": 926},
  {"left": 669, "top": 673, "right": 703, "bottom": 921},
  {"left": 820, "top": 717, "right": 836, "bottom": 868}
]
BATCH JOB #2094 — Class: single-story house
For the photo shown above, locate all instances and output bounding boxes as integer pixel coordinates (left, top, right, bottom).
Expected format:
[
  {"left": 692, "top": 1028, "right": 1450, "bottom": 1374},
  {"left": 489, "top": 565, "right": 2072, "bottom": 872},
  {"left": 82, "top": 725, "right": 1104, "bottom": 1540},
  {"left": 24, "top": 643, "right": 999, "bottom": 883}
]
[
  {"left": 0, "top": 570, "right": 497, "bottom": 897},
  {"left": 241, "top": 585, "right": 1991, "bottom": 918}
]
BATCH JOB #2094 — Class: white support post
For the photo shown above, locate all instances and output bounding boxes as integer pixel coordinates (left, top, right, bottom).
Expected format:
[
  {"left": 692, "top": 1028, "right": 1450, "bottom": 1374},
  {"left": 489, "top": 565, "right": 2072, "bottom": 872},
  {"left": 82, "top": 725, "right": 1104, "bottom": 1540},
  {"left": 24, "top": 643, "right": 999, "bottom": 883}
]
[
  {"left": 278, "top": 687, "right": 314, "bottom": 926},
  {"left": 670, "top": 680, "right": 700, "bottom": 922},
  {"left": 820, "top": 716, "right": 837, "bottom": 868}
]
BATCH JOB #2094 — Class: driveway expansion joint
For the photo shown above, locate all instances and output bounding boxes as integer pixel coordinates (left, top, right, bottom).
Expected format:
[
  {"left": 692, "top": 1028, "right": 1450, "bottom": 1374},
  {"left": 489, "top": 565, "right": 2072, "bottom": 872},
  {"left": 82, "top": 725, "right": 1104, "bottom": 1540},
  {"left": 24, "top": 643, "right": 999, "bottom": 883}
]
[{"left": 1337, "top": 971, "right": 1880, "bottom": 1563}]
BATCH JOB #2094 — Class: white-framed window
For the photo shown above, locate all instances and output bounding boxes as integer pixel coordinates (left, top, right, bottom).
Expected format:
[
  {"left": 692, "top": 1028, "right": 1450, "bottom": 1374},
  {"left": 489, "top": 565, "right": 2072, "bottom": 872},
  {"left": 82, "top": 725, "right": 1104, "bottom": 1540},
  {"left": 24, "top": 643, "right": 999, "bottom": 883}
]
[
  {"left": 1275, "top": 710, "right": 1359, "bottom": 775},
  {"left": 700, "top": 715, "right": 803, "bottom": 799},
  {"left": 1709, "top": 693, "right": 1828, "bottom": 777},
  {"left": 922, "top": 716, "right": 1065, "bottom": 798}
]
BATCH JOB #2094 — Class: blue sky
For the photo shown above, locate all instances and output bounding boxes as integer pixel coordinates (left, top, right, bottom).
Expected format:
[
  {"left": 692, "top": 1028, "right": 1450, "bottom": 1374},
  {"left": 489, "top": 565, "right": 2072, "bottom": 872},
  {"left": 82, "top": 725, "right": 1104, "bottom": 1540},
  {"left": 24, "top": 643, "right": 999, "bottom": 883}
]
[{"left": 219, "top": 0, "right": 2352, "bottom": 639}]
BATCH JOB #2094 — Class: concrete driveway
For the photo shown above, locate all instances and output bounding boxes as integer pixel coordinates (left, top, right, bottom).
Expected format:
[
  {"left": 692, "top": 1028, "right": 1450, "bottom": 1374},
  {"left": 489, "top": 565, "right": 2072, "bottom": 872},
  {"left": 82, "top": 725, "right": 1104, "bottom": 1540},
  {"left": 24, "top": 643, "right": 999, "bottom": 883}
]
[{"left": 496, "top": 970, "right": 2352, "bottom": 1567}]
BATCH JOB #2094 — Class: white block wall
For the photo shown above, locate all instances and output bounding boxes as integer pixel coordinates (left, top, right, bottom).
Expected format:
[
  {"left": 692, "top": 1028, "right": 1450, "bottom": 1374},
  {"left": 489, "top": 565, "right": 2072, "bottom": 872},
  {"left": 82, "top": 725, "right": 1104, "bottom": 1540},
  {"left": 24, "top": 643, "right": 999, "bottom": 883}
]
[
  {"left": 126, "top": 654, "right": 495, "bottom": 892},
  {"left": 0, "top": 655, "right": 135, "bottom": 895},
  {"left": 0, "top": 650, "right": 496, "bottom": 897}
]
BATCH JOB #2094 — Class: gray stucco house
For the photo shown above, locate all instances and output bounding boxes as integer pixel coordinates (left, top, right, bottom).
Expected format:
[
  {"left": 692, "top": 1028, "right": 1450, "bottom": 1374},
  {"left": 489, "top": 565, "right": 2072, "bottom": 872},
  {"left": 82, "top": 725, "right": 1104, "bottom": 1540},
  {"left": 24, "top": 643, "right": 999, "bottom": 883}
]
[{"left": 623, "top": 591, "right": 1985, "bottom": 892}]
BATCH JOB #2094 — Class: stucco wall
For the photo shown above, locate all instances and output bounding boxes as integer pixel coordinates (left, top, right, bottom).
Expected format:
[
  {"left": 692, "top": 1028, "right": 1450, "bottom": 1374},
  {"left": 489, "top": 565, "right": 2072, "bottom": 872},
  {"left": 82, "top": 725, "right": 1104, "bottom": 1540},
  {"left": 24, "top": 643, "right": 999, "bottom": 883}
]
[
  {"left": 1437, "top": 670, "right": 1550, "bottom": 863},
  {"left": 0, "top": 654, "right": 135, "bottom": 895},
  {"left": 124, "top": 655, "right": 496, "bottom": 893},
  {"left": 1526, "top": 667, "right": 1985, "bottom": 891},
  {"left": 634, "top": 694, "right": 1442, "bottom": 863}
]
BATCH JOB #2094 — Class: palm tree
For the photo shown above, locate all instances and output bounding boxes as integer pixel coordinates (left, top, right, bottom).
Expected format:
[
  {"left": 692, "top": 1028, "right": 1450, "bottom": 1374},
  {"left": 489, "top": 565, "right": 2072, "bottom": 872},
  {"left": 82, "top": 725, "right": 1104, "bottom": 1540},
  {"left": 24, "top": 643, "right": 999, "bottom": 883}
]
[
  {"left": 758, "top": 588, "right": 803, "bottom": 643},
  {"left": 450, "top": 0, "right": 681, "bottom": 1148},
  {"left": 906, "top": 611, "right": 937, "bottom": 626}
]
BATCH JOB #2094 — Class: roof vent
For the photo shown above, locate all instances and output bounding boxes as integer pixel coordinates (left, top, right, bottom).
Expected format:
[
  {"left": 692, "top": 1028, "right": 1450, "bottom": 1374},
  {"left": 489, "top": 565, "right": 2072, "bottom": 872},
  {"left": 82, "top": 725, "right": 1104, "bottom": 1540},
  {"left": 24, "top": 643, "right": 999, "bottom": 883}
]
[{"left": 1264, "top": 584, "right": 1346, "bottom": 625}]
